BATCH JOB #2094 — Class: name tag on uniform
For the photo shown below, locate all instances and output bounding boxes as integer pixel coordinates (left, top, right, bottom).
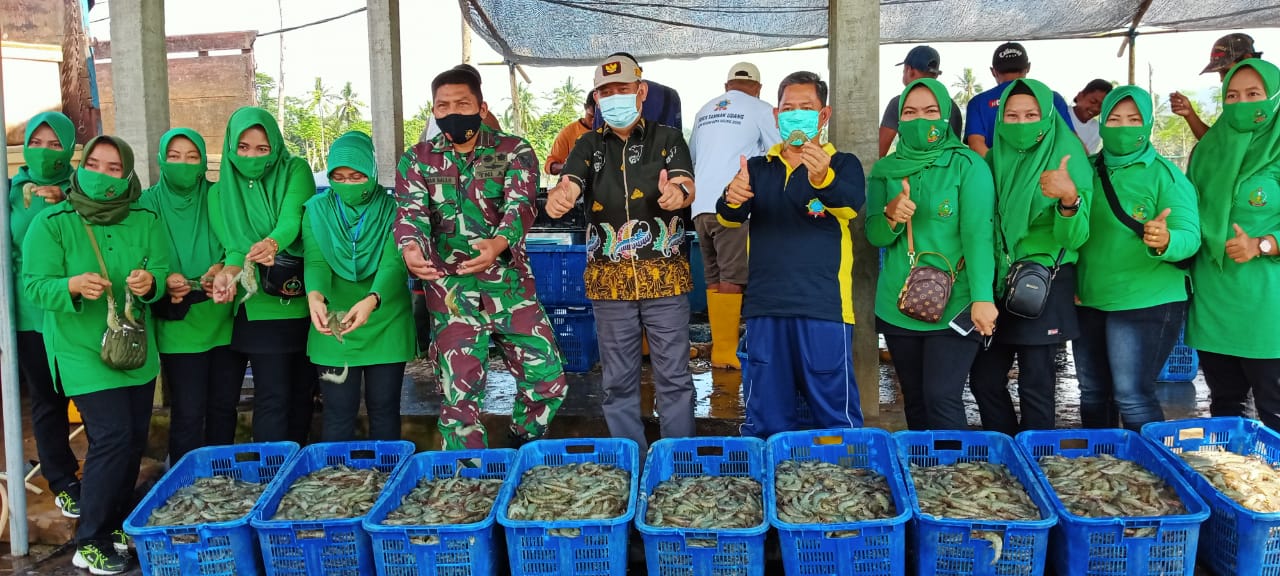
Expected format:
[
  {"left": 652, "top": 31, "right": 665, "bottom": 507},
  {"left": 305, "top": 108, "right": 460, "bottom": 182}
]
[
  {"left": 424, "top": 175, "right": 454, "bottom": 186},
  {"left": 473, "top": 155, "right": 510, "bottom": 180}
]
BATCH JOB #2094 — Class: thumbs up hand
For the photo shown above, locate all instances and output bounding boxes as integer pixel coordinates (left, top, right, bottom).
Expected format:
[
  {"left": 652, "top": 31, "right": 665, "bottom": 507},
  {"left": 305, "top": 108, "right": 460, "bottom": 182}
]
[
  {"left": 658, "top": 168, "right": 694, "bottom": 211},
  {"left": 1040, "top": 155, "right": 1080, "bottom": 208},
  {"left": 1143, "top": 208, "right": 1172, "bottom": 252},
  {"left": 725, "top": 155, "right": 754, "bottom": 205},
  {"left": 1226, "top": 223, "right": 1263, "bottom": 263},
  {"left": 885, "top": 177, "right": 917, "bottom": 225}
]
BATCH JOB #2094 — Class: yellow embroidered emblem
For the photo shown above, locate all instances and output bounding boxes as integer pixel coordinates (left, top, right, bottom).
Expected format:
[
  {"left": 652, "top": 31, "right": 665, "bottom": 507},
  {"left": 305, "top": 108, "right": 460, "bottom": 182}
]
[
  {"left": 631, "top": 189, "right": 645, "bottom": 199},
  {"left": 592, "top": 201, "right": 604, "bottom": 212}
]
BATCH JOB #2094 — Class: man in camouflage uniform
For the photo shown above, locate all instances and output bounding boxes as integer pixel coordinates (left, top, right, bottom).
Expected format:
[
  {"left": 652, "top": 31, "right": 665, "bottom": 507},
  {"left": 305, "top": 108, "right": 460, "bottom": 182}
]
[{"left": 395, "top": 67, "right": 568, "bottom": 450}]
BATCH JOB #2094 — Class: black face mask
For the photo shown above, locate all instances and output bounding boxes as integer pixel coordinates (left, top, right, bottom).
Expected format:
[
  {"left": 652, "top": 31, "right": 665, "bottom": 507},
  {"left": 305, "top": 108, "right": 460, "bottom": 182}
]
[{"left": 437, "top": 113, "right": 483, "bottom": 144}]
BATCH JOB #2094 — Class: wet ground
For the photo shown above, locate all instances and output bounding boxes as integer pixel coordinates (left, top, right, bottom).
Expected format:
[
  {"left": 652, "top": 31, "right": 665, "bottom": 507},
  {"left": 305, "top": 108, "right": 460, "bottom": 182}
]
[{"left": 0, "top": 333, "right": 1222, "bottom": 574}]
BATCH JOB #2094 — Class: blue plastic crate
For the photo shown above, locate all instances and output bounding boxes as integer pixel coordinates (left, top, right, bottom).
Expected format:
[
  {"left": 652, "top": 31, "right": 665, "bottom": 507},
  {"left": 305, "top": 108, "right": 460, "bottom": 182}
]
[
  {"left": 1015, "top": 429, "right": 1209, "bottom": 576},
  {"left": 547, "top": 306, "right": 599, "bottom": 373},
  {"left": 1142, "top": 417, "right": 1280, "bottom": 576},
  {"left": 894, "top": 430, "right": 1057, "bottom": 576},
  {"left": 767, "top": 429, "right": 912, "bottom": 576},
  {"left": 123, "top": 442, "right": 299, "bottom": 576},
  {"left": 250, "top": 441, "right": 416, "bottom": 576},
  {"left": 527, "top": 244, "right": 589, "bottom": 307},
  {"left": 1158, "top": 329, "right": 1200, "bottom": 382},
  {"left": 364, "top": 449, "right": 516, "bottom": 576},
  {"left": 636, "top": 437, "right": 769, "bottom": 576},
  {"left": 496, "top": 438, "right": 640, "bottom": 576}
]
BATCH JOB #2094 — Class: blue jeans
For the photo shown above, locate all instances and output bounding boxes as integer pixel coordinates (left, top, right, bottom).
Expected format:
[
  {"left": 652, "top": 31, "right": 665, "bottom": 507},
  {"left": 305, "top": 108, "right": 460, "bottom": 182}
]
[{"left": 1073, "top": 301, "right": 1186, "bottom": 431}]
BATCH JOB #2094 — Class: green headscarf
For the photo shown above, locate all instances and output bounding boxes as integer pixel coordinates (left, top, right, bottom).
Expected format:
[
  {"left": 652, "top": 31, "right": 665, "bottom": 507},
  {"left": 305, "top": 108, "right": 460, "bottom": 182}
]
[
  {"left": 305, "top": 131, "right": 395, "bottom": 282},
  {"left": 1098, "top": 85, "right": 1157, "bottom": 168},
  {"left": 142, "top": 128, "right": 223, "bottom": 278},
  {"left": 870, "top": 78, "right": 967, "bottom": 179},
  {"left": 1188, "top": 58, "right": 1280, "bottom": 267},
  {"left": 217, "top": 106, "right": 309, "bottom": 253},
  {"left": 990, "top": 78, "right": 1091, "bottom": 247},
  {"left": 11, "top": 112, "right": 76, "bottom": 245},
  {"left": 68, "top": 135, "right": 143, "bottom": 225}
]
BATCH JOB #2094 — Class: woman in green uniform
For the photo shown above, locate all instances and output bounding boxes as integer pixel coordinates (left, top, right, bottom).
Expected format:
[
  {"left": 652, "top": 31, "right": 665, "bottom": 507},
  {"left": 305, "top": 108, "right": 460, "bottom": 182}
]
[
  {"left": 22, "top": 135, "right": 169, "bottom": 575},
  {"left": 1187, "top": 58, "right": 1280, "bottom": 432},
  {"left": 867, "top": 78, "right": 998, "bottom": 430},
  {"left": 140, "top": 128, "right": 239, "bottom": 462},
  {"left": 303, "top": 132, "right": 414, "bottom": 441},
  {"left": 1075, "top": 86, "right": 1201, "bottom": 431},
  {"left": 10, "top": 112, "right": 82, "bottom": 517},
  {"left": 209, "top": 107, "right": 316, "bottom": 445},
  {"left": 968, "top": 78, "right": 1093, "bottom": 436}
]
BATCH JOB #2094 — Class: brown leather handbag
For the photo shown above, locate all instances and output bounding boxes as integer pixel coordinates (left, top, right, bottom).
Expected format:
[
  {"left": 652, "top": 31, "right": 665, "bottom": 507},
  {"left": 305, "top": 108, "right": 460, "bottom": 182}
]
[{"left": 896, "top": 219, "right": 959, "bottom": 323}]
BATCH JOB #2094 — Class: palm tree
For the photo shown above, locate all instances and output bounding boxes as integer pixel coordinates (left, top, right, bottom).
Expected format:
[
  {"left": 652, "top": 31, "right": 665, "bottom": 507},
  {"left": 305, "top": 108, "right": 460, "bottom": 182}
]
[
  {"left": 951, "top": 68, "right": 984, "bottom": 107},
  {"left": 503, "top": 82, "right": 539, "bottom": 135},
  {"left": 333, "top": 82, "right": 366, "bottom": 132},
  {"left": 308, "top": 77, "right": 337, "bottom": 158},
  {"left": 550, "top": 77, "right": 584, "bottom": 116}
]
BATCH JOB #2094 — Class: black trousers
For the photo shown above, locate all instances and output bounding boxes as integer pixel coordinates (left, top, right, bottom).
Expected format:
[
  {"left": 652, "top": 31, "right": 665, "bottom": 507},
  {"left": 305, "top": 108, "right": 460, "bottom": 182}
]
[
  {"left": 1199, "top": 351, "right": 1280, "bottom": 432},
  {"left": 884, "top": 331, "right": 980, "bottom": 430},
  {"left": 18, "top": 331, "right": 80, "bottom": 495},
  {"left": 319, "top": 362, "right": 406, "bottom": 442},
  {"left": 163, "top": 346, "right": 246, "bottom": 463},
  {"left": 73, "top": 379, "right": 155, "bottom": 547},
  {"left": 968, "top": 342, "right": 1059, "bottom": 436},
  {"left": 231, "top": 313, "right": 316, "bottom": 445}
]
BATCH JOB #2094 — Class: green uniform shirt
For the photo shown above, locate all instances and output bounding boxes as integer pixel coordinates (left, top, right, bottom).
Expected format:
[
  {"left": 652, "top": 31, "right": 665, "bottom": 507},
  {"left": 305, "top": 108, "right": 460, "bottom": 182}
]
[
  {"left": 302, "top": 216, "right": 415, "bottom": 367},
  {"left": 1077, "top": 156, "right": 1200, "bottom": 311},
  {"left": 21, "top": 203, "right": 170, "bottom": 395},
  {"left": 9, "top": 187, "right": 60, "bottom": 332},
  {"left": 1188, "top": 163, "right": 1280, "bottom": 358},
  {"left": 867, "top": 149, "right": 997, "bottom": 330},
  {"left": 206, "top": 160, "right": 312, "bottom": 321}
]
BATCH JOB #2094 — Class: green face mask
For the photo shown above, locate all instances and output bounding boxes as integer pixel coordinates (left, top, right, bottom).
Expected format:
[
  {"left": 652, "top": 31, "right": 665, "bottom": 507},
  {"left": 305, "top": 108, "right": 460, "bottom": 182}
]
[
  {"left": 898, "top": 118, "right": 948, "bottom": 151},
  {"left": 1099, "top": 125, "right": 1149, "bottom": 156},
  {"left": 230, "top": 154, "right": 270, "bottom": 179},
  {"left": 25, "top": 147, "right": 69, "bottom": 180},
  {"left": 76, "top": 167, "right": 132, "bottom": 201},
  {"left": 1224, "top": 99, "right": 1277, "bottom": 132},
  {"left": 997, "top": 121, "right": 1047, "bottom": 151},
  {"left": 331, "top": 181, "right": 376, "bottom": 207},
  {"left": 160, "top": 161, "right": 204, "bottom": 192}
]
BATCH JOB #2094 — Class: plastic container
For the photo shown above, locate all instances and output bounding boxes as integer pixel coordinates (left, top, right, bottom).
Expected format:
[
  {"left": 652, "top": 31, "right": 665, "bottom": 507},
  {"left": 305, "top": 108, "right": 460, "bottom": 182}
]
[
  {"left": 251, "top": 441, "right": 415, "bottom": 576},
  {"left": 527, "top": 244, "right": 589, "bottom": 308},
  {"left": 547, "top": 306, "right": 598, "bottom": 373},
  {"left": 1157, "top": 328, "right": 1200, "bottom": 382},
  {"left": 1015, "top": 429, "right": 1209, "bottom": 576},
  {"left": 1142, "top": 417, "right": 1280, "bottom": 576},
  {"left": 894, "top": 430, "right": 1057, "bottom": 576},
  {"left": 124, "top": 442, "right": 299, "bottom": 576},
  {"left": 364, "top": 449, "right": 516, "bottom": 576},
  {"left": 496, "top": 438, "right": 640, "bottom": 576},
  {"left": 635, "top": 437, "right": 769, "bottom": 576},
  {"left": 767, "top": 428, "right": 912, "bottom": 576}
]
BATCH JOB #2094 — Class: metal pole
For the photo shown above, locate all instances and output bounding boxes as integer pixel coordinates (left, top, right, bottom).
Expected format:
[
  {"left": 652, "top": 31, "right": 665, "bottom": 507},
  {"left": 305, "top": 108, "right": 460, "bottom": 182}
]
[
  {"left": 508, "top": 62, "right": 520, "bottom": 134},
  {"left": 1128, "top": 31, "right": 1137, "bottom": 85},
  {"left": 0, "top": 40, "right": 32, "bottom": 556}
]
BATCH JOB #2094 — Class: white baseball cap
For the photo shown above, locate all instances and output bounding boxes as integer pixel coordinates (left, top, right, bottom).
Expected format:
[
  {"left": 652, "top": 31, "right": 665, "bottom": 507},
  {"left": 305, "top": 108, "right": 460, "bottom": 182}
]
[{"left": 726, "top": 62, "right": 761, "bottom": 83}]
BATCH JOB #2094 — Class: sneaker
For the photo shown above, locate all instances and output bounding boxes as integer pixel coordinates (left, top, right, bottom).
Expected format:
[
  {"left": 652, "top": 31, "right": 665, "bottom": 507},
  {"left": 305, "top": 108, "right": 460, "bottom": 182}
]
[
  {"left": 110, "top": 529, "right": 130, "bottom": 554},
  {"left": 55, "top": 490, "right": 81, "bottom": 518},
  {"left": 72, "top": 544, "right": 128, "bottom": 575}
]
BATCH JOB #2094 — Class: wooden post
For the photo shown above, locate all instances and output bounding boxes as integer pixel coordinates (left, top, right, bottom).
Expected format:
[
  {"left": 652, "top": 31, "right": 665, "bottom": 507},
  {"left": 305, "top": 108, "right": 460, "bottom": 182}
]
[
  {"left": 276, "top": 0, "right": 286, "bottom": 126},
  {"left": 461, "top": 19, "right": 473, "bottom": 65},
  {"left": 108, "top": 0, "right": 170, "bottom": 186},
  {"left": 367, "top": 0, "right": 404, "bottom": 183},
  {"left": 508, "top": 62, "right": 520, "bottom": 134},
  {"left": 828, "top": 0, "right": 881, "bottom": 426}
]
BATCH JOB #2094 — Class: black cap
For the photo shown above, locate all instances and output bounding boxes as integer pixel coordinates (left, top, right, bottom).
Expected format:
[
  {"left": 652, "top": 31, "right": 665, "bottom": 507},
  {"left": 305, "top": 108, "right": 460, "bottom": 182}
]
[
  {"left": 1202, "top": 33, "right": 1260, "bottom": 74},
  {"left": 992, "top": 42, "right": 1030, "bottom": 73},
  {"left": 896, "top": 45, "right": 941, "bottom": 75}
]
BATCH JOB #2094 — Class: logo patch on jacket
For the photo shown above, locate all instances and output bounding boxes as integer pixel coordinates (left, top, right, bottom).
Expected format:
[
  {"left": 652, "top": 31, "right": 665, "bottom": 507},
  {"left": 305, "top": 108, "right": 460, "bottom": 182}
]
[
  {"left": 937, "top": 199, "right": 953, "bottom": 218},
  {"left": 1131, "top": 204, "right": 1148, "bottom": 221},
  {"left": 1250, "top": 187, "right": 1267, "bottom": 207},
  {"left": 806, "top": 198, "right": 827, "bottom": 218}
]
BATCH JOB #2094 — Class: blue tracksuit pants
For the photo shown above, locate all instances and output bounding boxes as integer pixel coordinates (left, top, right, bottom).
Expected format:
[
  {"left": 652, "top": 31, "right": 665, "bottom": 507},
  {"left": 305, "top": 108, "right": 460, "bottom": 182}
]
[{"left": 740, "top": 316, "right": 862, "bottom": 438}]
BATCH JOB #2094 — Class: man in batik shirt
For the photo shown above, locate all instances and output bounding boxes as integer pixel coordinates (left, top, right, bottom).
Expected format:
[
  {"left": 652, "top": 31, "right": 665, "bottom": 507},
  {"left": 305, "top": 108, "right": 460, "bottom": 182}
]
[{"left": 395, "top": 67, "right": 567, "bottom": 450}]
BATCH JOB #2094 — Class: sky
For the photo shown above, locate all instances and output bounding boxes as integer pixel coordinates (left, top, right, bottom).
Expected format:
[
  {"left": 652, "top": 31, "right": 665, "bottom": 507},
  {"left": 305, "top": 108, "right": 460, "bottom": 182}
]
[{"left": 87, "top": 1, "right": 1280, "bottom": 123}]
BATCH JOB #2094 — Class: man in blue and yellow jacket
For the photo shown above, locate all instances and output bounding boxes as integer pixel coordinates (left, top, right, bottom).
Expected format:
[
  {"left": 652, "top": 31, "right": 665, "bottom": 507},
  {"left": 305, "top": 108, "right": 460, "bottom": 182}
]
[{"left": 718, "top": 71, "right": 867, "bottom": 438}]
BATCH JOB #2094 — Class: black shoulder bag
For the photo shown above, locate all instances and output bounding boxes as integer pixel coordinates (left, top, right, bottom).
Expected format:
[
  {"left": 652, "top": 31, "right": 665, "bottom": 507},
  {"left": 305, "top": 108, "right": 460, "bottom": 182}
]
[
  {"left": 997, "top": 212, "right": 1066, "bottom": 320},
  {"left": 1095, "top": 155, "right": 1193, "bottom": 270}
]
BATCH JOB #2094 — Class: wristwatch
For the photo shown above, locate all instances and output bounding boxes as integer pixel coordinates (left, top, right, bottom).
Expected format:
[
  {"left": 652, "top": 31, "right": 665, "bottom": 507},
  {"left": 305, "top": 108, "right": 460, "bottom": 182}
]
[
  {"left": 1058, "top": 196, "right": 1082, "bottom": 213},
  {"left": 1260, "top": 238, "right": 1274, "bottom": 257}
]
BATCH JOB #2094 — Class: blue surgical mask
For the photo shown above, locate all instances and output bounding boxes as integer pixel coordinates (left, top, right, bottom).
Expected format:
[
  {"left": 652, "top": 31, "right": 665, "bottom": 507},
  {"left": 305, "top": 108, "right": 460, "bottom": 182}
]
[
  {"left": 599, "top": 93, "right": 641, "bottom": 129},
  {"left": 777, "top": 109, "right": 821, "bottom": 146}
]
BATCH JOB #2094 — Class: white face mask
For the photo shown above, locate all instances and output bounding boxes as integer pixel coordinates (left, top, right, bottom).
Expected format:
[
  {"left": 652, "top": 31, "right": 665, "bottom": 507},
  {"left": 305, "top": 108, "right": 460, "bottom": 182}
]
[{"left": 599, "top": 93, "right": 641, "bottom": 128}]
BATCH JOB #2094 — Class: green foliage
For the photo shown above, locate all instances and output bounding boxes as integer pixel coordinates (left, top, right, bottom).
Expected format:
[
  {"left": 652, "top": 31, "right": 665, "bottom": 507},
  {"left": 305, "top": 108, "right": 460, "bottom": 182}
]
[
  {"left": 255, "top": 72, "right": 278, "bottom": 113},
  {"left": 952, "top": 68, "right": 984, "bottom": 107},
  {"left": 403, "top": 103, "right": 433, "bottom": 150},
  {"left": 1151, "top": 91, "right": 1220, "bottom": 169}
]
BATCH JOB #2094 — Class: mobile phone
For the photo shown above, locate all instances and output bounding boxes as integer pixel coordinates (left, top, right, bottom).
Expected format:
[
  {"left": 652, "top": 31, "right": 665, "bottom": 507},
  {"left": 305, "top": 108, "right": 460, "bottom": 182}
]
[{"left": 949, "top": 307, "right": 976, "bottom": 337}]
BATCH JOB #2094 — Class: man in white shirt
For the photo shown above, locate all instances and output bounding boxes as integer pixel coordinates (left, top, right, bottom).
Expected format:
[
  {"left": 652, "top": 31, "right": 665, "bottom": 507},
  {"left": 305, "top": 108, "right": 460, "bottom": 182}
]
[
  {"left": 1068, "top": 79, "right": 1113, "bottom": 155},
  {"left": 689, "top": 62, "right": 781, "bottom": 369}
]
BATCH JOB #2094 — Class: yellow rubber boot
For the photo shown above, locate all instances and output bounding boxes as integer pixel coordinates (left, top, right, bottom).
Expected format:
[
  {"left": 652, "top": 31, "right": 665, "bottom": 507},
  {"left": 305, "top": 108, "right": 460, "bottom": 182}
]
[{"left": 708, "top": 291, "right": 743, "bottom": 369}]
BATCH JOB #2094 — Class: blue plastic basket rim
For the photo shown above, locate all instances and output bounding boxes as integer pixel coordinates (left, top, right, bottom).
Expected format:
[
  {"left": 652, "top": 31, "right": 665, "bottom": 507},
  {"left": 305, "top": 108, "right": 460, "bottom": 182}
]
[
  {"left": 495, "top": 438, "right": 641, "bottom": 529},
  {"left": 1013, "top": 428, "right": 1211, "bottom": 526},
  {"left": 525, "top": 243, "right": 588, "bottom": 253},
  {"left": 764, "top": 428, "right": 915, "bottom": 531},
  {"left": 363, "top": 448, "right": 517, "bottom": 535},
  {"left": 1141, "top": 417, "right": 1280, "bottom": 520},
  {"left": 892, "top": 430, "right": 1059, "bottom": 529},
  {"left": 633, "top": 437, "right": 770, "bottom": 536},
  {"left": 123, "top": 441, "right": 301, "bottom": 537},
  {"left": 249, "top": 440, "right": 416, "bottom": 529}
]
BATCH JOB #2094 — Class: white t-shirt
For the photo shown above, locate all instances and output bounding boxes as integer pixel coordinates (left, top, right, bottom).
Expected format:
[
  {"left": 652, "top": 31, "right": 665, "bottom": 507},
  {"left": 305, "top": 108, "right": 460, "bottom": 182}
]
[
  {"left": 420, "top": 116, "right": 440, "bottom": 143},
  {"left": 689, "top": 90, "right": 782, "bottom": 216},
  {"left": 1071, "top": 110, "right": 1102, "bottom": 155}
]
